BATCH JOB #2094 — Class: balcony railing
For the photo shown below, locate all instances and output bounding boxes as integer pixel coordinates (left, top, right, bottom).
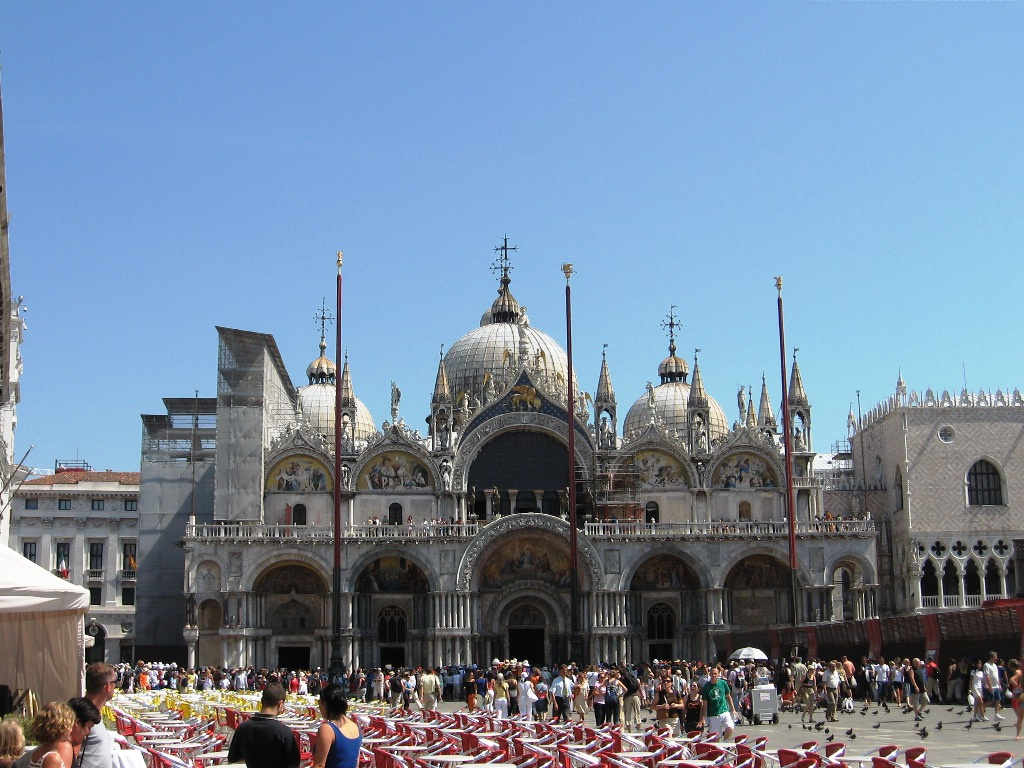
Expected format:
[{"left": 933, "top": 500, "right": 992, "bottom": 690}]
[
  {"left": 185, "top": 522, "right": 480, "bottom": 542},
  {"left": 185, "top": 518, "right": 872, "bottom": 543},
  {"left": 584, "top": 519, "right": 875, "bottom": 538},
  {"left": 87, "top": 569, "right": 104, "bottom": 581},
  {"left": 121, "top": 569, "right": 137, "bottom": 581}
]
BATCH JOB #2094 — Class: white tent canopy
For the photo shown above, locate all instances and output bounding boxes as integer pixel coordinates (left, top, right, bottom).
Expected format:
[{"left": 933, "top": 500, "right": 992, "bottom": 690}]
[{"left": 0, "top": 545, "right": 89, "bottom": 704}]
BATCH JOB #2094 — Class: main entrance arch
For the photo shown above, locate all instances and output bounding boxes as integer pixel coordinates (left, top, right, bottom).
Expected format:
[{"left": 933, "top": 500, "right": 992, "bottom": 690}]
[{"left": 506, "top": 603, "right": 546, "bottom": 666}]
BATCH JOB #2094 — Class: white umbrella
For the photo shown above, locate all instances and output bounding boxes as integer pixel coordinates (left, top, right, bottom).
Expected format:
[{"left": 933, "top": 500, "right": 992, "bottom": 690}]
[{"left": 729, "top": 646, "right": 768, "bottom": 661}]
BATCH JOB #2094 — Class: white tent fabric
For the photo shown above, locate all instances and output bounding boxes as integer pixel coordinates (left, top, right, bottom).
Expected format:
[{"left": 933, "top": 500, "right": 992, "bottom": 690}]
[{"left": 0, "top": 545, "right": 89, "bottom": 704}]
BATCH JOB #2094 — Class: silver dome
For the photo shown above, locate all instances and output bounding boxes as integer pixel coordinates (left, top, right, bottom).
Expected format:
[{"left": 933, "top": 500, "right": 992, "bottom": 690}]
[
  {"left": 444, "top": 322, "right": 578, "bottom": 406},
  {"left": 623, "top": 381, "right": 729, "bottom": 443},
  {"left": 297, "top": 383, "right": 376, "bottom": 445}
]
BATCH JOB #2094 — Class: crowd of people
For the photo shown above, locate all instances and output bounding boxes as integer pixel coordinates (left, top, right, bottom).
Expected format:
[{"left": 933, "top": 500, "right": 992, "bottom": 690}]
[{"left": 6, "top": 649, "right": 1024, "bottom": 768}]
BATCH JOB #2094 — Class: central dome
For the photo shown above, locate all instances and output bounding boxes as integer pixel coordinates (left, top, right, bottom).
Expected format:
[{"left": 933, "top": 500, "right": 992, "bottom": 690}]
[{"left": 444, "top": 260, "right": 577, "bottom": 405}]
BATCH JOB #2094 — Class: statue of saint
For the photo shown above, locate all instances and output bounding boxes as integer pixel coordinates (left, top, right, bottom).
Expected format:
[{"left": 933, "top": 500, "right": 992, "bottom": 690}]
[
  {"left": 439, "top": 459, "right": 452, "bottom": 492},
  {"left": 391, "top": 381, "right": 401, "bottom": 423}
]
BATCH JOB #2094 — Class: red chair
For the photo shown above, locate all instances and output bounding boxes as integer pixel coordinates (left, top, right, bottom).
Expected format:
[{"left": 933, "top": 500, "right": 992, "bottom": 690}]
[
  {"left": 904, "top": 747, "right": 927, "bottom": 764},
  {"left": 824, "top": 743, "right": 846, "bottom": 759},
  {"left": 778, "top": 750, "right": 806, "bottom": 767},
  {"left": 871, "top": 759, "right": 900, "bottom": 768},
  {"left": 878, "top": 746, "right": 899, "bottom": 761},
  {"left": 980, "top": 754, "right": 1014, "bottom": 768}
]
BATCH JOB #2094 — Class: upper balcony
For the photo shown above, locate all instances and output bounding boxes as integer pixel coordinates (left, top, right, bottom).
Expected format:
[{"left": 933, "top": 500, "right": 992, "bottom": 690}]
[
  {"left": 186, "top": 517, "right": 873, "bottom": 544},
  {"left": 185, "top": 522, "right": 481, "bottom": 543},
  {"left": 584, "top": 518, "right": 875, "bottom": 540}
]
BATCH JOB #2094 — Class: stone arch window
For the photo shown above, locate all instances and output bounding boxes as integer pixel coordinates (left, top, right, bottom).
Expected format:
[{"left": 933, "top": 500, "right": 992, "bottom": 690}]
[
  {"left": 378, "top": 606, "right": 407, "bottom": 644},
  {"left": 645, "top": 501, "right": 659, "bottom": 524},
  {"left": 293, "top": 504, "right": 307, "bottom": 526},
  {"left": 388, "top": 502, "right": 403, "bottom": 526},
  {"left": 963, "top": 559, "right": 981, "bottom": 598},
  {"left": 967, "top": 460, "right": 1003, "bottom": 506},
  {"left": 894, "top": 468, "right": 904, "bottom": 511},
  {"left": 920, "top": 560, "right": 938, "bottom": 598},
  {"left": 646, "top": 603, "right": 674, "bottom": 641},
  {"left": 942, "top": 560, "right": 960, "bottom": 598},
  {"left": 985, "top": 558, "right": 1003, "bottom": 597},
  {"left": 738, "top": 501, "right": 752, "bottom": 521}
]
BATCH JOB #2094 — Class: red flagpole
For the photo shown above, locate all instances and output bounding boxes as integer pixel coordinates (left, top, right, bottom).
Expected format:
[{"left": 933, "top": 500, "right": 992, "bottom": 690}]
[
  {"left": 329, "top": 251, "right": 344, "bottom": 675},
  {"left": 563, "top": 263, "right": 582, "bottom": 663},
  {"left": 776, "top": 277, "right": 799, "bottom": 628}
]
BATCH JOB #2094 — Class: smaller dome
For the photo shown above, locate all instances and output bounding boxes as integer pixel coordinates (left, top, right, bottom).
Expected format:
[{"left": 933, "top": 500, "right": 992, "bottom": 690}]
[
  {"left": 297, "top": 384, "right": 376, "bottom": 446},
  {"left": 306, "top": 339, "right": 336, "bottom": 384},
  {"left": 659, "top": 355, "right": 689, "bottom": 380}
]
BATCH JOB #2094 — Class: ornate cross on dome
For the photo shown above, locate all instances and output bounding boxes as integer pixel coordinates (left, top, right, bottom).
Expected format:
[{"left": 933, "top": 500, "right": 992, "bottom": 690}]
[
  {"left": 314, "top": 297, "right": 335, "bottom": 342},
  {"left": 661, "top": 305, "right": 681, "bottom": 356},
  {"left": 492, "top": 234, "right": 517, "bottom": 280}
]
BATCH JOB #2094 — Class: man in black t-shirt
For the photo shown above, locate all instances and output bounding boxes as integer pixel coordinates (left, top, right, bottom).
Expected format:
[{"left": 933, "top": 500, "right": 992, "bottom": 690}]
[{"left": 227, "top": 684, "right": 300, "bottom": 768}]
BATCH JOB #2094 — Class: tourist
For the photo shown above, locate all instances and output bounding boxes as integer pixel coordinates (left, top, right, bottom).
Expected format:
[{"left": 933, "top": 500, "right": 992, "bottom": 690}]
[
  {"left": 0, "top": 719, "right": 24, "bottom": 768},
  {"left": 699, "top": 666, "right": 738, "bottom": 740},
  {"left": 76, "top": 664, "right": 115, "bottom": 768},
  {"left": 22, "top": 702, "right": 75, "bottom": 768},
  {"left": 1007, "top": 658, "right": 1024, "bottom": 740},
  {"left": 226, "top": 683, "right": 300, "bottom": 768},
  {"left": 984, "top": 651, "right": 1006, "bottom": 721},
  {"left": 312, "top": 684, "right": 362, "bottom": 768}
]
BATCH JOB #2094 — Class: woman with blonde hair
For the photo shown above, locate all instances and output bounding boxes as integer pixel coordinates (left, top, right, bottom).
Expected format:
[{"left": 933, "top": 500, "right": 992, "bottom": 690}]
[
  {"left": 0, "top": 718, "right": 26, "bottom": 768},
  {"left": 25, "top": 702, "right": 75, "bottom": 768}
]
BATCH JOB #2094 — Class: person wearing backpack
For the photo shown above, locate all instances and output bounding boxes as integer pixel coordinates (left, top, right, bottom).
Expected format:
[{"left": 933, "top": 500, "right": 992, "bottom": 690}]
[
  {"left": 388, "top": 670, "right": 404, "bottom": 708},
  {"left": 618, "top": 664, "right": 642, "bottom": 732}
]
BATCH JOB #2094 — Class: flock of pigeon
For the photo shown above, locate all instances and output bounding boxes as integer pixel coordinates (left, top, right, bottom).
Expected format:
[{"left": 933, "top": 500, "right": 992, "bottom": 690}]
[{"left": 787, "top": 700, "right": 1000, "bottom": 741}]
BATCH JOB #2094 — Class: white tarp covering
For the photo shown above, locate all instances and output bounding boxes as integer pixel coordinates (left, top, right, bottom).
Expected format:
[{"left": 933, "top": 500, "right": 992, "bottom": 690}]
[{"left": 0, "top": 545, "right": 89, "bottom": 703}]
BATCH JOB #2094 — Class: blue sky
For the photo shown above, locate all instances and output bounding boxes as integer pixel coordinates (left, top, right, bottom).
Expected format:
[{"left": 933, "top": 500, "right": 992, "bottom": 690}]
[{"left": 2, "top": 2, "right": 1022, "bottom": 474}]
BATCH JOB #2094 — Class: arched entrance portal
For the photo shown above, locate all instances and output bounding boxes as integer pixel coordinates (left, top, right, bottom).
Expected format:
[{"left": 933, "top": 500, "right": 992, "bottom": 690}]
[
  {"left": 724, "top": 555, "right": 792, "bottom": 627},
  {"left": 506, "top": 603, "right": 546, "bottom": 667},
  {"left": 254, "top": 562, "right": 328, "bottom": 670}
]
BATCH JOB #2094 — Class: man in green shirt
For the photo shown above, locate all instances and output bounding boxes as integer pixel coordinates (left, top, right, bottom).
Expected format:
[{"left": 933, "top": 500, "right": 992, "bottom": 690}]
[{"left": 699, "top": 665, "right": 738, "bottom": 739}]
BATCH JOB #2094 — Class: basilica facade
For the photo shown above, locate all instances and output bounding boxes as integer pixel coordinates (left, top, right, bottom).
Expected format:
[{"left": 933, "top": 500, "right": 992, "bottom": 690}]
[{"left": 138, "top": 251, "right": 878, "bottom": 671}]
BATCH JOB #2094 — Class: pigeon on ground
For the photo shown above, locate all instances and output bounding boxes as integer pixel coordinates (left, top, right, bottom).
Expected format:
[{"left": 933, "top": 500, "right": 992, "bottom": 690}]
[
  {"left": 919, "top": 728, "right": 928, "bottom": 739},
  {"left": 872, "top": 723, "right": 881, "bottom": 729},
  {"left": 936, "top": 721, "right": 942, "bottom": 730},
  {"left": 846, "top": 728, "right": 854, "bottom": 736},
  {"left": 873, "top": 710, "right": 879, "bottom": 715},
  {"left": 994, "top": 722, "right": 1002, "bottom": 732},
  {"left": 965, "top": 720, "right": 973, "bottom": 729}
]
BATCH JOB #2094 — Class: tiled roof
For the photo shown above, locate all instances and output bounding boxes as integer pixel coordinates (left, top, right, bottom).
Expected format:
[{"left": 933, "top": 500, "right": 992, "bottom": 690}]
[{"left": 23, "top": 470, "right": 140, "bottom": 486}]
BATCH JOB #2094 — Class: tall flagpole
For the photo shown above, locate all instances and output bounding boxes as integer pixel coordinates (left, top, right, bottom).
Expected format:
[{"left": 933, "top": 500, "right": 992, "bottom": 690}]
[
  {"left": 776, "top": 277, "right": 800, "bottom": 628},
  {"left": 329, "top": 251, "right": 345, "bottom": 676},
  {"left": 563, "top": 263, "right": 582, "bottom": 663}
]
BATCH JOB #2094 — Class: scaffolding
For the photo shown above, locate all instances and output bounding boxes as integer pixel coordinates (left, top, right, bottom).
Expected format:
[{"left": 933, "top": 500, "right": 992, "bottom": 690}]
[
  {"left": 142, "top": 398, "right": 217, "bottom": 462},
  {"left": 592, "top": 467, "right": 642, "bottom": 521}
]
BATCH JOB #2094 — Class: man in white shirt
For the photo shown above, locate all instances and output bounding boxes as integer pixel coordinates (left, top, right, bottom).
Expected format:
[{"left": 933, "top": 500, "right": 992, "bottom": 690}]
[
  {"left": 550, "top": 665, "right": 575, "bottom": 723},
  {"left": 78, "top": 663, "right": 117, "bottom": 768},
  {"left": 983, "top": 651, "right": 1005, "bottom": 720}
]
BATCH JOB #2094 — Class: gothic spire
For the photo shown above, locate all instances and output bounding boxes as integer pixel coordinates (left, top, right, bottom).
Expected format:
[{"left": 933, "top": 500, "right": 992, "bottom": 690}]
[
  {"left": 788, "top": 350, "right": 808, "bottom": 406},
  {"left": 688, "top": 350, "right": 708, "bottom": 408},
  {"left": 432, "top": 345, "right": 451, "bottom": 404},
  {"left": 745, "top": 390, "right": 757, "bottom": 428},
  {"left": 338, "top": 352, "right": 356, "bottom": 408},
  {"left": 596, "top": 344, "right": 615, "bottom": 402},
  {"left": 757, "top": 373, "right": 776, "bottom": 428}
]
